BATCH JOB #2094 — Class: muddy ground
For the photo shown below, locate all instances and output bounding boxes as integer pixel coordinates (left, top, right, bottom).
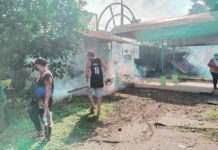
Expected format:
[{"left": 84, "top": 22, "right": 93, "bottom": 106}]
[{"left": 72, "top": 88, "right": 218, "bottom": 150}]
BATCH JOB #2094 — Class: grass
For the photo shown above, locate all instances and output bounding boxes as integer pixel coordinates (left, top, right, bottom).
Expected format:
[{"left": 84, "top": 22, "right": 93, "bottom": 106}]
[
  {"left": 167, "top": 107, "right": 218, "bottom": 142},
  {"left": 0, "top": 96, "right": 113, "bottom": 150},
  {"left": 174, "top": 126, "right": 218, "bottom": 142},
  {"left": 202, "top": 107, "right": 218, "bottom": 121},
  {"left": 173, "top": 107, "right": 218, "bottom": 142},
  {"left": 201, "top": 107, "right": 218, "bottom": 142}
]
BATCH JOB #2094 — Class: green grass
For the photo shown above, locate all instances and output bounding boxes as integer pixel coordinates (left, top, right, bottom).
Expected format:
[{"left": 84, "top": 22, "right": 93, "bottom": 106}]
[
  {"left": 174, "top": 126, "right": 218, "bottom": 142},
  {"left": 206, "top": 128, "right": 218, "bottom": 142},
  {"left": 199, "top": 107, "right": 218, "bottom": 141},
  {"left": 169, "top": 107, "right": 218, "bottom": 142},
  {"left": 0, "top": 96, "right": 113, "bottom": 150},
  {"left": 202, "top": 107, "right": 218, "bottom": 121}
]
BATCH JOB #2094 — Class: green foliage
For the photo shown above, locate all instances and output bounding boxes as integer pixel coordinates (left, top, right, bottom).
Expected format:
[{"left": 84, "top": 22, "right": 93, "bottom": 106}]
[
  {"left": 0, "top": 0, "right": 86, "bottom": 89},
  {"left": 205, "top": 0, "right": 218, "bottom": 11},
  {"left": 189, "top": 0, "right": 208, "bottom": 15}
]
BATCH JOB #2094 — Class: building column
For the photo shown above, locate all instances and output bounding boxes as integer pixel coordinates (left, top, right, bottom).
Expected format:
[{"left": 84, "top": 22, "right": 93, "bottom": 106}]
[
  {"left": 160, "top": 41, "right": 166, "bottom": 86},
  {"left": 172, "top": 47, "right": 178, "bottom": 83}
]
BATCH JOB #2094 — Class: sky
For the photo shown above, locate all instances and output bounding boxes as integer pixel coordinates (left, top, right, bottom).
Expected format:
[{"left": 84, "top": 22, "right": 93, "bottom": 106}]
[
  {"left": 84, "top": 0, "right": 217, "bottom": 79},
  {"left": 84, "top": 0, "right": 195, "bottom": 30},
  {"left": 84, "top": 0, "right": 193, "bottom": 21}
]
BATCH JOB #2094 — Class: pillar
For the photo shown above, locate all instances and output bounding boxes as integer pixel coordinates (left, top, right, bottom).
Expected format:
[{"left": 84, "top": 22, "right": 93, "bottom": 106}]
[
  {"left": 172, "top": 47, "right": 178, "bottom": 83},
  {"left": 160, "top": 41, "right": 166, "bottom": 86}
]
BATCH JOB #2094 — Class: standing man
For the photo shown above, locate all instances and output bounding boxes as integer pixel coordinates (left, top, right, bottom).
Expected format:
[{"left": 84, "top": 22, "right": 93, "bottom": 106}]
[
  {"left": 86, "top": 50, "right": 108, "bottom": 116},
  {"left": 29, "top": 57, "right": 54, "bottom": 141},
  {"left": 208, "top": 53, "right": 218, "bottom": 90}
]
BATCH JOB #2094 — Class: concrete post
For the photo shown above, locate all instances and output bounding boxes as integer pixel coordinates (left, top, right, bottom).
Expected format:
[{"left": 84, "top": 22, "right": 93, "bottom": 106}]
[
  {"left": 160, "top": 41, "right": 166, "bottom": 86},
  {"left": 172, "top": 47, "right": 178, "bottom": 83}
]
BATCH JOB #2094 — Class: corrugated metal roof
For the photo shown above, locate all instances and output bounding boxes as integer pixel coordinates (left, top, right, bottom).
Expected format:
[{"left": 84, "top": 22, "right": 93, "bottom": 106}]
[
  {"left": 113, "top": 12, "right": 214, "bottom": 34},
  {"left": 81, "top": 30, "right": 129, "bottom": 43},
  {"left": 112, "top": 11, "right": 218, "bottom": 45},
  {"left": 167, "top": 36, "right": 218, "bottom": 46}
]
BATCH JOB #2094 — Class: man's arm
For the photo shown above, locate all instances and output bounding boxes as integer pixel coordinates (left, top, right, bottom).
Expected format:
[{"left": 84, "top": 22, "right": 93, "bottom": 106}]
[
  {"left": 99, "top": 58, "right": 108, "bottom": 71},
  {"left": 85, "top": 62, "right": 90, "bottom": 82},
  {"left": 44, "top": 75, "right": 52, "bottom": 111}
]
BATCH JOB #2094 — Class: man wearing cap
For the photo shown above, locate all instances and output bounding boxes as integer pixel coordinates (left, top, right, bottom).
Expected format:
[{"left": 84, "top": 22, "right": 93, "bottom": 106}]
[
  {"left": 86, "top": 50, "right": 108, "bottom": 116},
  {"left": 208, "top": 53, "right": 218, "bottom": 90},
  {"left": 29, "top": 57, "right": 54, "bottom": 141}
]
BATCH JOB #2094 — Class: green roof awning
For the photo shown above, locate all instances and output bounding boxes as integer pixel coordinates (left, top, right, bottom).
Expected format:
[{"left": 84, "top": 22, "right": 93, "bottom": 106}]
[{"left": 112, "top": 11, "right": 218, "bottom": 44}]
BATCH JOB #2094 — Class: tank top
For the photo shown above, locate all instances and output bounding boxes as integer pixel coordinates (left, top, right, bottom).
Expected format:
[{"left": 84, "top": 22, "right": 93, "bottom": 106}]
[
  {"left": 35, "top": 72, "right": 54, "bottom": 103},
  {"left": 90, "top": 58, "right": 104, "bottom": 88}
]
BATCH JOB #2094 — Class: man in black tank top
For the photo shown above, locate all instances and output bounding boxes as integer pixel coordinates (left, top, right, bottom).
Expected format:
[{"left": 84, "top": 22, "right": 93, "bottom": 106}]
[
  {"left": 86, "top": 50, "right": 108, "bottom": 116},
  {"left": 29, "top": 57, "right": 54, "bottom": 141}
]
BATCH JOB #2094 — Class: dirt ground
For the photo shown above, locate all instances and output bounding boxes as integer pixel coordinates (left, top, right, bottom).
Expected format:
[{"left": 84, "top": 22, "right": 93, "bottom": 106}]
[{"left": 72, "top": 88, "right": 218, "bottom": 150}]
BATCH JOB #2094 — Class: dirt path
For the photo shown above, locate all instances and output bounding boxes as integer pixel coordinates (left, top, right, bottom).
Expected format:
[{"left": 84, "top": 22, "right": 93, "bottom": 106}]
[{"left": 72, "top": 88, "right": 218, "bottom": 150}]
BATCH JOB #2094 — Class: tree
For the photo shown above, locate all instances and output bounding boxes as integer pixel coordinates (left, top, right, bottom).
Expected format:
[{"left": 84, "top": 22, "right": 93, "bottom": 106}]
[
  {"left": 0, "top": 0, "right": 86, "bottom": 90},
  {"left": 205, "top": 0, "right": 218, "bottom": 11},
  {"left": 189, "top": 0, "right": 208, "bottom": 15}
]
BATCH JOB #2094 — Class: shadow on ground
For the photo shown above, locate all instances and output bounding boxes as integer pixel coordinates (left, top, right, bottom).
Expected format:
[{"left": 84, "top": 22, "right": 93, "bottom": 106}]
[
  {"left": 119, "top": 87, "right": 216, "bottom": 106},
  {"left": 53, "top": 96, "right": 91, "bottom": 123},
  {"left": 63, "top": 113, "right": 103, "bottom": 145}
]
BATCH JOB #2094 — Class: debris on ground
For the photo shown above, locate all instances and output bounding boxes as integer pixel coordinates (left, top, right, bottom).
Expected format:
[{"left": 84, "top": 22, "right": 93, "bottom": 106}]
[
  {"left": 74, "top": 88, "right": 218, "bottom": 150},
  {"left": 207, "top": 99, "right": 218, "bottom": 105}
]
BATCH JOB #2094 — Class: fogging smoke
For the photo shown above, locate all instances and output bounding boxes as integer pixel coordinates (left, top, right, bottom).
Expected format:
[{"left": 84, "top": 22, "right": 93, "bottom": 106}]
[
  {"left": 53, "top": 74, "right": 87, "bottom": 102},
  {"left": 186, "top": 46, "right": 218, "bottom": 79},
  {"left": 53, "top": 53, "right": 87, "bottom": 102},
  {"left": 134, "top": 65, "right": 146, "bottom": 77},
  {"left": 25, "top": 42, "right": 139, "bottom": 102}
]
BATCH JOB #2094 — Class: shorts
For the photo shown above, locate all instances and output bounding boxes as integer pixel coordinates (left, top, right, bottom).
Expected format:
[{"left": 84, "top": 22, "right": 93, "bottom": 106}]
[{"left": 87, "top": 87, "right": 103, "bottom": 98}]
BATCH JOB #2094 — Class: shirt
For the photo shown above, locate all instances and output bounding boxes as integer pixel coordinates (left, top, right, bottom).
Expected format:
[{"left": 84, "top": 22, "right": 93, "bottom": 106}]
[
  {"left": 208, "top": 59, "right": 218, "bottom": 73},
  {"left": 90, "top": 58, "right": 104, "bottom": 88}
]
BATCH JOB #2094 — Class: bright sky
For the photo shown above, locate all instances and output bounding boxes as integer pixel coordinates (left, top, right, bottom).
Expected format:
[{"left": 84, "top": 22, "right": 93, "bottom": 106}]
[
  {"left": 84, "top": 0, "right": 195, "bottom": 30},
  {"left": 84, "top": 0, "right": 193, "bottom": 21}
]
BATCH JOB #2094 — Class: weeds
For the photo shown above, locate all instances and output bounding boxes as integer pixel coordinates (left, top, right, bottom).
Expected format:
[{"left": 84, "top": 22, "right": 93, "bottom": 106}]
[{"left": 0, "top": 96, "right": 113, "bottom": 150}]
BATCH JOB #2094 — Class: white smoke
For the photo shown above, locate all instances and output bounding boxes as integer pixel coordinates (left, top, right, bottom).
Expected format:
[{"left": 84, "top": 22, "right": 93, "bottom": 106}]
[
  {"left": 186, "top": 46, "right": 218, "bottom": 79},
  {"left": 53, "top": 74, "right": 87, "bottom": 102},
  {"left": 25, "top": 41, "right": 139, "bottom": 102}
]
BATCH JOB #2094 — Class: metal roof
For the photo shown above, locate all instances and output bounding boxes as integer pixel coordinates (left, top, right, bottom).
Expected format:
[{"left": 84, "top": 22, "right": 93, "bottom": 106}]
[
  {"left": 112, "top": 11, "right": 218, "bottom": 46},
  {"left": 167, "top": 36, "right": 218, "bottom": 46},
  {"left": 81, "top": 30, "right": 129, "bottom": 43}
]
